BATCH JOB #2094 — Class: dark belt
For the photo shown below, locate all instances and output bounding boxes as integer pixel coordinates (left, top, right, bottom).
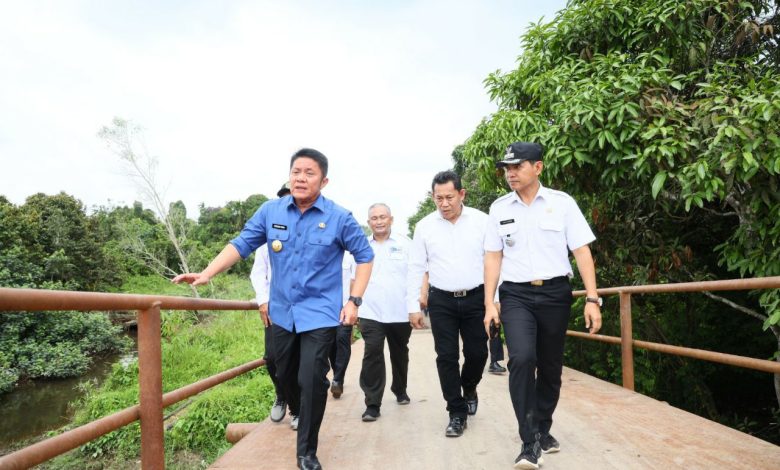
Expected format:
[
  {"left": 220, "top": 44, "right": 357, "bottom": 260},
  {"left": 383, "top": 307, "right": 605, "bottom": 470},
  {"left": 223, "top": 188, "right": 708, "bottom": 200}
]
[
  {"left": 430, "top": 284, "right": 484, "bottom": 298},
  {"left": 505, "top": 276, "right": 569, "bottom": 287}
]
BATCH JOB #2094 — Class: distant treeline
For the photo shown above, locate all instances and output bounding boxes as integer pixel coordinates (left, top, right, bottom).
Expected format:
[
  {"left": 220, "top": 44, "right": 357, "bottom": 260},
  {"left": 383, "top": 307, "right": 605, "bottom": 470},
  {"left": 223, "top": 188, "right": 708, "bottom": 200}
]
[{"left": 0, "top": 191, "right": 268, "bottom": 393}]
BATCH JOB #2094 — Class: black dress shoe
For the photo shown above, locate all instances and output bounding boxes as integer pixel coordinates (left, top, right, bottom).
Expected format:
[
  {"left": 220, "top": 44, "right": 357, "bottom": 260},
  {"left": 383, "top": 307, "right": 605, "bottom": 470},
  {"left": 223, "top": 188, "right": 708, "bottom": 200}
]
[
  {"left": 297, "top": 455, "right": 323, "bottom": 470},
  {"left": 445, "top": 416, "right": 467, "bottom": 437},
  {"left": 489, "top": 361, "right": 507, "bottom": 374},
  {"left": 330, "top": 380, "right": 343, "bottom": 398},
  {"left": 464, "top": 391, "right": 478, "bottom": 415},
  {"left": 362, "top": 405, "right": 380, "bottom": 422},
  {"left": 396, "top": 392, "right": 411, "bottom": 405}
]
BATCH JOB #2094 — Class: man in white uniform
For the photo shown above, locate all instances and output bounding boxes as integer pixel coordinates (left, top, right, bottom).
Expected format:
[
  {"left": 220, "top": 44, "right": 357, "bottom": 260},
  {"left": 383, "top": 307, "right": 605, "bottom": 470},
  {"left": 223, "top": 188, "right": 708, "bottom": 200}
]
[
  {"left": 484, "top": 141, "right": 602, "bottom": 469},
  {"left": 357, "top": 203, "right": 414, "bottom": 422}
]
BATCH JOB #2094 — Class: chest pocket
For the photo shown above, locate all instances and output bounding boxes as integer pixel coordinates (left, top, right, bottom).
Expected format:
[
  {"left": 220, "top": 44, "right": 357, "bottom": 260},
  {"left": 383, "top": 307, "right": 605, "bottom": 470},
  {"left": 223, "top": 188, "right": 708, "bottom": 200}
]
[
  {"left": 538, "top": 216, "right": 564, "bottom": 232},
  {"left": 306, "top": 231, "right": 336, "bottom": 247},
  {"left": 269, "top": 228, "right": 290, "bottom": 242},
  {"left": 388, "top": 246, "right": 405, "bottom": 261},
  {"left": 538, "top": 214, "right": 565, "bottom": 248}
]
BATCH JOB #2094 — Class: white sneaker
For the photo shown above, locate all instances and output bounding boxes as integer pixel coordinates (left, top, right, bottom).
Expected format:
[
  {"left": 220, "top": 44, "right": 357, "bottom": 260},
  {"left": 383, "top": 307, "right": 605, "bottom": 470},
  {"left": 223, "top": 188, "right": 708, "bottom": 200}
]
[
  {"left": 290, "top": 414, "right": 299, "bottom": 430},
  {"left": 270, "top": 398, "right": 286, "bottom": 422}
]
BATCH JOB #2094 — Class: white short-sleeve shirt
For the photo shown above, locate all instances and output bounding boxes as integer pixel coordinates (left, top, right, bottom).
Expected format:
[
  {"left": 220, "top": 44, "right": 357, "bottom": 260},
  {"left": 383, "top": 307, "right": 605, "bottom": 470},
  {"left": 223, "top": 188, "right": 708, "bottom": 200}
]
[
  {"left": 360, "top": 233, "right": 413, "bottom": 323},
  {"left": 406, "top": 205, "right": 489, "bottom": 312},
  {"left": 341, "top": 252, "right": 356, "bottom": 305},
  {"left": 484, "top": 184, "right": 595, "bottom": 282}
]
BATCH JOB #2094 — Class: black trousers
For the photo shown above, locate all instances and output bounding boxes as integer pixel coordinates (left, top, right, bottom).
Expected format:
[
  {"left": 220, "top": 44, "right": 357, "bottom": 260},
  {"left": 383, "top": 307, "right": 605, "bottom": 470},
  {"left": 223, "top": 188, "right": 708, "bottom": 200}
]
[
  {"left": 428, "top": 287, "right": 488, "bottom": 418},
  {"left": 358, "top": 318, "right": 413, "bottom": 408},
  {"left": 272, "top": 325, "right": 336, "bottom": 458},
  {"left": 263, "top": 324, "right": 283, "bottom": 400},
  {"left": 499, "top": 279, "right": 572, "bottom": 442},
  {"left": 328, "top": 325, "right": 353, "bottom": 383},
  {"left": 489, "top": 334, "right": 505, "bottom": 363}
]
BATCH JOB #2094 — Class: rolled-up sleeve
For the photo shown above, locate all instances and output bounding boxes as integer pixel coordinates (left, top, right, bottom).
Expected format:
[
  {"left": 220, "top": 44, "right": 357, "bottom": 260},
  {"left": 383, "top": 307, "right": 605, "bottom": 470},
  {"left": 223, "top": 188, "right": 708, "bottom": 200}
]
[{"left": 231, "top": 204, "right": 268, "bottom": 259}]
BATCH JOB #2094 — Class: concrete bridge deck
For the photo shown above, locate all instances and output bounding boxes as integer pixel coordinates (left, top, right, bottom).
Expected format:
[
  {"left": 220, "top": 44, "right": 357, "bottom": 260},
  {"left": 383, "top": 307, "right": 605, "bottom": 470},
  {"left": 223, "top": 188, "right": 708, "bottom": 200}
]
[{"left": 210, "top": 328, "right": 780, "bottom": 469}]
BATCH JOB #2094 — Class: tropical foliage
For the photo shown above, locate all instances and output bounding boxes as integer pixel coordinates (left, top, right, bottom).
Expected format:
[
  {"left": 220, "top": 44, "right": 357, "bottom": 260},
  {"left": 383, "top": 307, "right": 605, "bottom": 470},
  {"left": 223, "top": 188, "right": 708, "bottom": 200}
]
[
  {"left": 460, "top": 0, "right": 780, "bottom": 441},
  {"left": 0, "top": 191, "right": 269, "bottom": 393}
]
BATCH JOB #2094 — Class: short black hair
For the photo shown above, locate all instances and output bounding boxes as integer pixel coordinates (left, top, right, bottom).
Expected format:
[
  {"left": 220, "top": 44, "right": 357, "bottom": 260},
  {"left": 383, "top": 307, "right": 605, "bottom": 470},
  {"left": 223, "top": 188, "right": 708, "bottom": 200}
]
[
  {"left": 290, "top": 148, "right": 328, "bottom": 177},
  {"left": 276, "top": 183, "right": 291, "bottom": 198},
  {"left": 431, "top": 170, "right": 462, "bottom": 192}
]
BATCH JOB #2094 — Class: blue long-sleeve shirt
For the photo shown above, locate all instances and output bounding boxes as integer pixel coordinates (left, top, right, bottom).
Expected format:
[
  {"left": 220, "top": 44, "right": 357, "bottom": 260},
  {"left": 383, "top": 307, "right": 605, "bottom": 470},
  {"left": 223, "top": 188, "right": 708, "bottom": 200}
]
[{"left": 231, "top": 194, "right": 373, "bottom": 333}]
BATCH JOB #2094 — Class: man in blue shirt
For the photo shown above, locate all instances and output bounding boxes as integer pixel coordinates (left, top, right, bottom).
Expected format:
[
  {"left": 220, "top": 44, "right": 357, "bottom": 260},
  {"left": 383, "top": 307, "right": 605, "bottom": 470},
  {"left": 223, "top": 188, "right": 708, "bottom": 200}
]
[{"left": 174, "top": 148, "right": 374, "bottom": 470}]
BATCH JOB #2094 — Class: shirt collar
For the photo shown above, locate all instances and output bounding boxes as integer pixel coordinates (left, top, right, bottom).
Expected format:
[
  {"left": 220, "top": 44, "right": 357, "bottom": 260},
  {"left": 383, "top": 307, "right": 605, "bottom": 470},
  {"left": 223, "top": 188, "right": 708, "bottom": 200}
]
[
  {"left": 511, "top": 183, "right": 548, "bottom": 206},
  {"left": 287, "top": 193, "right": 326, "bottom": 212},
  {"left": 434, "top": 204, "right": 469, "bottom": 220},
  {"left": 371, "top": 232, "right": 397, "bottom": 244}
]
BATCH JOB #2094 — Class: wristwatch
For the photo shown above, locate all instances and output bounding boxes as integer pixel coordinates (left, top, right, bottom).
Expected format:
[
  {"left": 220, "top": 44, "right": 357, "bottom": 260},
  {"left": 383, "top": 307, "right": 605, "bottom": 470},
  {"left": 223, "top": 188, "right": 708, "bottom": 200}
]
[
  {"left": 586, "top": 297, "right": 603, "bottom": 307},
  {"left": 348, "top": 296, "right": 363, "bottom": 307}
]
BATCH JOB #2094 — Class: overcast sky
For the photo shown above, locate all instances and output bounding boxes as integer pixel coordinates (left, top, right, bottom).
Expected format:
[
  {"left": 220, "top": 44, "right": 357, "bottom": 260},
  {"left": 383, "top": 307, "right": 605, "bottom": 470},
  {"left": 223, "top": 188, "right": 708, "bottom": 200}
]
[{"left": 0, "top": 0, "right": 566, "bottom": 235}]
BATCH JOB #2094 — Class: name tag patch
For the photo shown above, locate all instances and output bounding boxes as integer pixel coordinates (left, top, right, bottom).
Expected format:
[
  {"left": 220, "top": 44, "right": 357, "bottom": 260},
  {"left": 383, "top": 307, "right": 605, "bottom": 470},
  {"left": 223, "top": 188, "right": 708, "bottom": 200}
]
[
  {"left": 499, "top": 219, "right": 515, "bottom": 225},
  {"left": 272, "top": 223, "right": 288, "bottom": 230}
]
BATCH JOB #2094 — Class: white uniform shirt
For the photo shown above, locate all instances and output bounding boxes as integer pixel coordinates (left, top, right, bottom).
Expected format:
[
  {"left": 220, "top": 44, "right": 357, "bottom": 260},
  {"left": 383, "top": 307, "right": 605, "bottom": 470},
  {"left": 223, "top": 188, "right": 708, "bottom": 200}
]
[
  {"left": 360, "top": 233, "right": 413, "bottom": 323},
  {"left": 341, "top": 252, "right": 356, "bottom": 305},
  {"left": 251, "top": 244, "right": 354, "bottom": 306},
  {"left": 249, "top": 244, "right": 272, "bottom": 304},
  {"left": 407, "top": 205, "right": 489, "bottom": 312},
  {"left": 484, "top": 184, "right": 595, "bottom": 282}
]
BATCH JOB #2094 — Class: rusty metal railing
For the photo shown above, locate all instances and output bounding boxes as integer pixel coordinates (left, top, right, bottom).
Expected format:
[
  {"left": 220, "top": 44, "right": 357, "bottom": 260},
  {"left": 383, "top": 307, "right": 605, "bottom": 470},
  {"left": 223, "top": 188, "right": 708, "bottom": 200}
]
[
  {"left": 0, "top": 288, "right": 262, "bottom": 470},
  {"left": 569, "top": 276, "right": 780, "bottom": 391}
]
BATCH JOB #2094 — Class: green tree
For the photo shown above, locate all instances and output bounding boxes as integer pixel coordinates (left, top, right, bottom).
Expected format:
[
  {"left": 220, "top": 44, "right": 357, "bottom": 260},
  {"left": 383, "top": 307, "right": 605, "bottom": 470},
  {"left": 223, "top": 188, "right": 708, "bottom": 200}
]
[
  {"left": 0, "top": 194, "right": 129, "bottom": 393},
  {"left": 194, "top": 193, "right": 269, "bottom": 276},
  {"left": 462, "top": 0, "right": 780, "bottom": 433}
]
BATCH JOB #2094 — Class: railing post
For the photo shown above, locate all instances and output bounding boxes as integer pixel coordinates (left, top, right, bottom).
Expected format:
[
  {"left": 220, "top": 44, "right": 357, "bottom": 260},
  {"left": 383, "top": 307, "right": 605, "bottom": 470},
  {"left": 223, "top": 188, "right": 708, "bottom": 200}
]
[
  {"left": 619, "top": 292, "right": 635, "bottom": 391},
  {"left": 138, "top": 302, "right": 164, "bottom": 469}
]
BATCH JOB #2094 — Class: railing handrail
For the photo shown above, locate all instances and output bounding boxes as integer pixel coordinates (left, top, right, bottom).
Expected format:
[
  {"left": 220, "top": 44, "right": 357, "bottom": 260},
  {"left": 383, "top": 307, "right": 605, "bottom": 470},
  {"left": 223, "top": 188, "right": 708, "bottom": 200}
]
[
  {"left": 0, "top": 288, "right": 262, "bottom": 470},
  {"left": 0, "top": 287, "right": 258, "bottom": 312},
  {"left": 0, "top": 359, "right": 265, "bottom": 470},
  {"left": 1, "top": 276, "right": 779, "bottom": 468},
  {"left": 572, "top": 276, "right": 780, "bottom": 296},
  {"left": 567, "top": 275, "right": 780, "bottom": 391}
]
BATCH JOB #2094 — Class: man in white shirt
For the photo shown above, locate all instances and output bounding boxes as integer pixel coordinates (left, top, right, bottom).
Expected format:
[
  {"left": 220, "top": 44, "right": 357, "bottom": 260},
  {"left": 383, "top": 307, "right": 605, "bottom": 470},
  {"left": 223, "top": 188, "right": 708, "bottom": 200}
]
[
  {"left": 484, "top": 141, "right": 602, "bottom": 470},
  {"left": 408, "top": 170, "right": 490, "bottom": 438},
  {"left": 357, "top": 203, "right": 414, "bottom": 422},
  {"left": 249, "top": 183, "right": 292, "bottom": 426}
]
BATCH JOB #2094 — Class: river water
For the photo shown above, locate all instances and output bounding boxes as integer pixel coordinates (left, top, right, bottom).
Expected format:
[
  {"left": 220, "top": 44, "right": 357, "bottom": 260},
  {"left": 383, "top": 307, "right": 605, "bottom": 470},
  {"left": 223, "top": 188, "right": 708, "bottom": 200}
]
[{"left": 0, "top": 336, "right": 137, "bottom": 452}]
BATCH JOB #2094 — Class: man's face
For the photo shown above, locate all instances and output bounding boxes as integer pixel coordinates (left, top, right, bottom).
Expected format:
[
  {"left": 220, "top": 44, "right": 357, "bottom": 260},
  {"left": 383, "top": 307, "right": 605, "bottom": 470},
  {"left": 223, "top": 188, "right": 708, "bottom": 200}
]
[
  {"left": 432, "top": 181, "right": 466, "bottom": 222},
  {"left": 289, "top": 157, "right": 328, "bottom": 201},
  {"left": 367, "top": 205, "right": 393, "bottom": 237},
  {"left": 504, "top": 160, "right": 542, "bottom": 193}
]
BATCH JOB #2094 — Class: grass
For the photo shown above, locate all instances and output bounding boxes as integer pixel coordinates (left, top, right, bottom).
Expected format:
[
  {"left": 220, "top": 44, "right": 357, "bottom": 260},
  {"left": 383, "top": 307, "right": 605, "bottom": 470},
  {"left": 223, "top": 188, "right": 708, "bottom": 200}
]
[{"left": 41, "top": 274, "right": 274, "bottom": 468}]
